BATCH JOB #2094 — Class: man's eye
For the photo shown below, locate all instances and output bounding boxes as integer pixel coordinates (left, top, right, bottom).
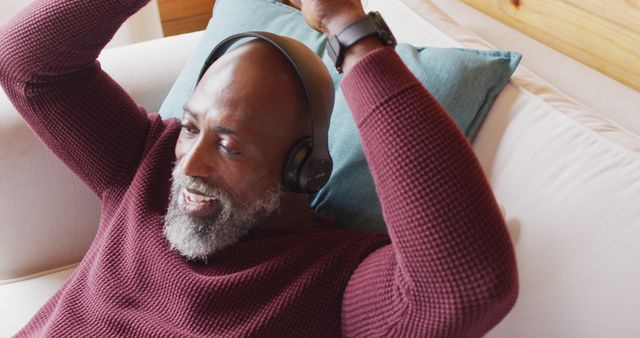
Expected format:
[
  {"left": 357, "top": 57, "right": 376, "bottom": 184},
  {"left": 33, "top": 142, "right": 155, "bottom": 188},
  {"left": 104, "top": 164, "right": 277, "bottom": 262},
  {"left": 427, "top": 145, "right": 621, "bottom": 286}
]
[
  {"left": 181, "top": 124, "right": 198, "bottom": 135},
  {"left": 220, "top": 144, "right": 241, "bottom": 156}
]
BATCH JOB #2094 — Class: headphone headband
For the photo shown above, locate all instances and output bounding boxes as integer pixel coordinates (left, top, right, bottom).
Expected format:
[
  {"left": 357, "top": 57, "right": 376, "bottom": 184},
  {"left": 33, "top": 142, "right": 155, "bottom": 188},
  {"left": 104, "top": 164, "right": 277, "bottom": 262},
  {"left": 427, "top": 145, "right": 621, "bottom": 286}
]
[{"left": 195, "top": 32, "right": 334, "bottom": 193}]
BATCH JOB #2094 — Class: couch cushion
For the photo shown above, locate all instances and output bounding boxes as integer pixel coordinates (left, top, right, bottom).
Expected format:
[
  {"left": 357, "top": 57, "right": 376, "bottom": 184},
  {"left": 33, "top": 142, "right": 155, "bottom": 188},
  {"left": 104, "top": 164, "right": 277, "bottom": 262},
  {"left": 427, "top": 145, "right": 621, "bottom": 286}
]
[{"left": 0, "top": 265, "right": 77, "bottom": 337}]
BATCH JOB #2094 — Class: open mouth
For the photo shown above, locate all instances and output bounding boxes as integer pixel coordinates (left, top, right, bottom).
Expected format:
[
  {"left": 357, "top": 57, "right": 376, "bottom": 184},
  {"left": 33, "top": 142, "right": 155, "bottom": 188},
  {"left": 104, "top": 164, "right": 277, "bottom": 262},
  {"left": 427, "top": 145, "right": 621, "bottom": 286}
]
[
  {"left": 184, "top": 188, "right": 216, "bottom": 202},
  {"left": 178, "top": 187, "right": 221, "bottom": 218}
]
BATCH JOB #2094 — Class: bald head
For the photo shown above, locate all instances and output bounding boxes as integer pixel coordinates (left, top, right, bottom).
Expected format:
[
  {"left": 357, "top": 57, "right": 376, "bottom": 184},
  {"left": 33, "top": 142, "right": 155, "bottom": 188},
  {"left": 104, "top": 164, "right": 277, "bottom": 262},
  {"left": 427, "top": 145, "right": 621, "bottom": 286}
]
[
  {"left": 175, "top": 39, "right": 317, "bottom": 205},
  {"left": 196, "top": 40, "right": 310, "bottom": 141}
]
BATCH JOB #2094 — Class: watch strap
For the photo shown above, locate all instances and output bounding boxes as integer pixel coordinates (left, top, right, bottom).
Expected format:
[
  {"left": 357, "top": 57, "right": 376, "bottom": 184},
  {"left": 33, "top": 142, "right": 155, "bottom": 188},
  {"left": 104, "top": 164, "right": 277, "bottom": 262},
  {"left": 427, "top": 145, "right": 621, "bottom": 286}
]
[
  {"left": 337, "top": 16, "right": 378, "bottom": 50},
  {"left": 327, "top": 14, "right": 383, "bottom": 73}
]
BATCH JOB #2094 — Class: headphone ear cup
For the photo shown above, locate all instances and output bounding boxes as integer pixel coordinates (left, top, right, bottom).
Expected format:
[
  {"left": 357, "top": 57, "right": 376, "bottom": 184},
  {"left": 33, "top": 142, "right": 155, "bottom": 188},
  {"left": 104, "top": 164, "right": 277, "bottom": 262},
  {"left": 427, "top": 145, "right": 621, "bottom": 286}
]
[{"left": 283, "top": 137, "right": 313, "bottom": 193}]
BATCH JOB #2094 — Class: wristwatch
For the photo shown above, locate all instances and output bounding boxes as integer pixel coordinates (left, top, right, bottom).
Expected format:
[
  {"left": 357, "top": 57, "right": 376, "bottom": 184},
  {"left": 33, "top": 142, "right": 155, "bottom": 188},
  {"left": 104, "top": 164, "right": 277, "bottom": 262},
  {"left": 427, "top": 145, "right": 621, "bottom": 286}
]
[{"left": 327, "top": 11, "right": 397, "bottom": 73}]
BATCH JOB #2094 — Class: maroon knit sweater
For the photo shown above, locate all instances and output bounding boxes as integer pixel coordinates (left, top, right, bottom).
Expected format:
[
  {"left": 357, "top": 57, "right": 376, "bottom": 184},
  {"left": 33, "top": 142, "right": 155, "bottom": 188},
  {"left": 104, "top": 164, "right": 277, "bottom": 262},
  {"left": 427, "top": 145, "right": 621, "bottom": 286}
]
[{"left": 0, "top": 0, "right": 517, "bottom": 336}]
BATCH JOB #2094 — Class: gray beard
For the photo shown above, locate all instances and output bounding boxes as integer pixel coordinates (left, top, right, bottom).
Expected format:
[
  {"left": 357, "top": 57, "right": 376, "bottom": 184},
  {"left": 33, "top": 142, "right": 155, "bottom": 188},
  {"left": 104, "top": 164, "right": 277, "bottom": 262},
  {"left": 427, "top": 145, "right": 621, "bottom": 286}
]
[{"left": 163, "top": 166, "right": 282, "bottom": 261}]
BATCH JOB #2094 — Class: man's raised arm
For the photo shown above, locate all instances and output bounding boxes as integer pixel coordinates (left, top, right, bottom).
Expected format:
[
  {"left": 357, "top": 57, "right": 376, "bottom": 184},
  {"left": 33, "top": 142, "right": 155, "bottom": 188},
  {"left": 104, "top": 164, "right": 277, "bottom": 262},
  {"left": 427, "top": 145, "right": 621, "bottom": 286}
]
[
  {"left": 340, "top": 48, "right": 518, "bottom": 337},
  {"left": 0, "top": 0, "right": 154, "bottom": 196},
  {"left": 289, "top": 0, "right": 518, "bottom": 335}
]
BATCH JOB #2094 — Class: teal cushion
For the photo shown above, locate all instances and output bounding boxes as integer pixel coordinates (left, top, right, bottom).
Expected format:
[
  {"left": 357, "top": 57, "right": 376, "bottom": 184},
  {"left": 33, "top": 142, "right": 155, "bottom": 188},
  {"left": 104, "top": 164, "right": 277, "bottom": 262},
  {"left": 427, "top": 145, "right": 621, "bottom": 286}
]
[{"left": 159, "top": 0, "right": 521, "bottom": 233}]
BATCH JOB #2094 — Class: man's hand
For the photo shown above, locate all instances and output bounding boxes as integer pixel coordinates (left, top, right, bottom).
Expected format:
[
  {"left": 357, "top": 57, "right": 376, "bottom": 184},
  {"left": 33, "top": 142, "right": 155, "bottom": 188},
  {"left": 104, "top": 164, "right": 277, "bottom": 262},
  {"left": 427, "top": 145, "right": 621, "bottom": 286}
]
[
  {"left": 287, "top": 0, "right": 384, "bottom": 74},
  {"left": 286, "top": 0, "right": 365, "bottom": 36}
]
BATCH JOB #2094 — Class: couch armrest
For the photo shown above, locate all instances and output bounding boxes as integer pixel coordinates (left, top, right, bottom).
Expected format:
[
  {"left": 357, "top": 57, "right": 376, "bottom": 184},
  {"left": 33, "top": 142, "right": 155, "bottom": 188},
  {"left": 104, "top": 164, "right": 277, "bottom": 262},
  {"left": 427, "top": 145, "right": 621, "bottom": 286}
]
[
  {"left": 98, "top": 31, "right": 203, "bottom": 113},
  {"left": 0, "top": 31, "right": 202, "bottom": 281}
]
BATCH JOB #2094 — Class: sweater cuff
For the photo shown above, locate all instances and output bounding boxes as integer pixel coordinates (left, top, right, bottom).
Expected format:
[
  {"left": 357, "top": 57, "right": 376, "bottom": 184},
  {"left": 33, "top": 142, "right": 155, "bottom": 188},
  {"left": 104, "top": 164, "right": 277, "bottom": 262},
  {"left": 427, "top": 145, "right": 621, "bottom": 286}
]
[{"left": 340, "top": 47, "right": 422, "bottom": 126}]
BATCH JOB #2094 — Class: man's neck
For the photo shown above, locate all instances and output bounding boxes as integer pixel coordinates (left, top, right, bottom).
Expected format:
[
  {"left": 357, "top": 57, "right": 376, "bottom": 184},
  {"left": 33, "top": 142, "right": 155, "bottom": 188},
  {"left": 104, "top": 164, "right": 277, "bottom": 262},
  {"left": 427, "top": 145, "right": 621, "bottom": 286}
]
[{"left": 255, "top": 193, "right": 318, "bottom": 232}]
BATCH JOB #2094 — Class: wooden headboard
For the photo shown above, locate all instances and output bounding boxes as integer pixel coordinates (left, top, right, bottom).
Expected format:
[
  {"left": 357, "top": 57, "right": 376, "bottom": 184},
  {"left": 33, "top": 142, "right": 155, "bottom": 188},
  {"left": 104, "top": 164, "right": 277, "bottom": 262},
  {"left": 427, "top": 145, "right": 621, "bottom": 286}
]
[{"left": 460, "top": 0, "right": 640, "bottom": 92}]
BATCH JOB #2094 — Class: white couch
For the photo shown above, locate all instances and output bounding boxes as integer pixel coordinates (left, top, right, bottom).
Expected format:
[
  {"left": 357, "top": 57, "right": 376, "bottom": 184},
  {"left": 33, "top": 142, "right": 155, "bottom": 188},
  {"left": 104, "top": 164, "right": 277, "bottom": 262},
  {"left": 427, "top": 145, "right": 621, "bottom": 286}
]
[{"left": 1, "top": 0, "right": 639, "bottom": 337}]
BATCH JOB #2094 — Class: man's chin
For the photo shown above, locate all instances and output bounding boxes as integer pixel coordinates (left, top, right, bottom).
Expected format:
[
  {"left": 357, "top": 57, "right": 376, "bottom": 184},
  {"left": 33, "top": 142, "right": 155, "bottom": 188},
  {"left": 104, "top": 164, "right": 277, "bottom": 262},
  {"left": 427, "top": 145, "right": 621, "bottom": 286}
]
[{"left": 163, "top": 212, "right": 248, "bottom": 261}]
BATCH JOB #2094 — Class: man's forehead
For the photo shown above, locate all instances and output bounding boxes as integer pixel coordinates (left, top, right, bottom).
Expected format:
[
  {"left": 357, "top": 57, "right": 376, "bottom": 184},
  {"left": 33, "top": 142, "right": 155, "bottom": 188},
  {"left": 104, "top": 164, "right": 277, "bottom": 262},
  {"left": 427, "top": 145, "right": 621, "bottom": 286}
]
[
  {"left": 183, "top": 103, "right": 237, "bottom": 128},
  {"left": 183, "top": 40, "right": 308, "bottom": 138},
  {"left": 183, "top": 87, "right": 261, "bottom": 123}
]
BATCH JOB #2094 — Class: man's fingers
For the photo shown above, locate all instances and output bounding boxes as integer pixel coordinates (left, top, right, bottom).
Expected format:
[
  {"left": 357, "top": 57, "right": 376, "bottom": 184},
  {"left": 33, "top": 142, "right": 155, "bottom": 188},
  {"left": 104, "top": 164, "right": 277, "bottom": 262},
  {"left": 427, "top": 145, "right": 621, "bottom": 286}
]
[{"left": 284, "top": 0, "right": 301, "bottom": 9}]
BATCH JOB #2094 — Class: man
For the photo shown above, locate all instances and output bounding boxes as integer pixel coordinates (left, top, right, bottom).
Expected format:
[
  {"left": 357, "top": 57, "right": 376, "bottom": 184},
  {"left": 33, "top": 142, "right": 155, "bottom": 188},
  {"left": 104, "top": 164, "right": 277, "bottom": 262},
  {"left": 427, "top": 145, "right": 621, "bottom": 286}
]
[{"left": 0, "top": 0, "right": 518, "bottom": 336}]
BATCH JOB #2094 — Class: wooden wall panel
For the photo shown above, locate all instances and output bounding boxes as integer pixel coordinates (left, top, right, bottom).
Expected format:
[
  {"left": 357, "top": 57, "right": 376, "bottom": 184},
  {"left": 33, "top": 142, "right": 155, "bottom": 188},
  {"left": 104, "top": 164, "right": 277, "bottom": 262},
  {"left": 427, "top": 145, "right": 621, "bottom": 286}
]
[
  {"left": 460, "top": 0, "right": 640, "bottom": 91},
  {"left": 157, "top": 0, "right": 215, "bottom": 36}
]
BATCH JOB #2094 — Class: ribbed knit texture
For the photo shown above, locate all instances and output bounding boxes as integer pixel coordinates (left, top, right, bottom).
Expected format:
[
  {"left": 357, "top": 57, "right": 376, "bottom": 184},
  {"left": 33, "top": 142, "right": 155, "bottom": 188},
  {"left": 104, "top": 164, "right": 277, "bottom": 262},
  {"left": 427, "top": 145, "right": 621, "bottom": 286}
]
[{"left": 0, "top": 0, "right": 518, "bottom": 337}]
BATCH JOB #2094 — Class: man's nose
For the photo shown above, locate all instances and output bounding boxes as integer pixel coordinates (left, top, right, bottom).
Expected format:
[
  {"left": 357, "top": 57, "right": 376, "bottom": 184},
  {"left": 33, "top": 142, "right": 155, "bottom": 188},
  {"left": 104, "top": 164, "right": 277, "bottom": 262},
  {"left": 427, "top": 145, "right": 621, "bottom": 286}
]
[{"left": 180, "top": 142, "right": 215, "bottom": 178}]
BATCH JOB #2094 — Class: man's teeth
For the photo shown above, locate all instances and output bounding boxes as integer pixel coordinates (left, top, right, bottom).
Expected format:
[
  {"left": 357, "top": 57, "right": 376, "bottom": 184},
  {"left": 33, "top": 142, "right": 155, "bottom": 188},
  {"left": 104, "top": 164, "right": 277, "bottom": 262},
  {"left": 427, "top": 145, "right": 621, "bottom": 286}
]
[{"left": 185, "top": 189, "right": 215, "bottom": 202}]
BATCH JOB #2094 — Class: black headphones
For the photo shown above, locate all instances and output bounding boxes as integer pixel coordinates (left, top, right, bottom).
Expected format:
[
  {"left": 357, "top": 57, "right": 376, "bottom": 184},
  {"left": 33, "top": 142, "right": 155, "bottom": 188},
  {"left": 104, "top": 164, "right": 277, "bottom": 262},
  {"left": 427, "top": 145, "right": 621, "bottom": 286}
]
[{"left": 195, "top": 32, "right": 334, "bottom": 194}]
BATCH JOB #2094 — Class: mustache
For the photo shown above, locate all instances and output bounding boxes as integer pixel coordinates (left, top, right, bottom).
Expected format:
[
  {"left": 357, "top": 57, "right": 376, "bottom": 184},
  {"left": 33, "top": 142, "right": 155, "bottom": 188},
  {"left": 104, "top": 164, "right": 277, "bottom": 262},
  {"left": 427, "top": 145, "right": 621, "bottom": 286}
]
[{"left": 171, "top": 166, "right": 232, "bottom": 201}]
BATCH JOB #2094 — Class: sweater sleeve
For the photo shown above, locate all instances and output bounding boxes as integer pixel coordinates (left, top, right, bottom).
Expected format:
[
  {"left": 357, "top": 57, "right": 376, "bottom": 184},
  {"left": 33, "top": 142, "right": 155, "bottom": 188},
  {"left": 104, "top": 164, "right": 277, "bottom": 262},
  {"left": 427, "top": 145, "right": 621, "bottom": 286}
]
[
  {"left": 341, "top": 48, "right": 518, "bottom": 337},
  {"left": 0, "top": 0, "right": 153, "bottom": 196}
]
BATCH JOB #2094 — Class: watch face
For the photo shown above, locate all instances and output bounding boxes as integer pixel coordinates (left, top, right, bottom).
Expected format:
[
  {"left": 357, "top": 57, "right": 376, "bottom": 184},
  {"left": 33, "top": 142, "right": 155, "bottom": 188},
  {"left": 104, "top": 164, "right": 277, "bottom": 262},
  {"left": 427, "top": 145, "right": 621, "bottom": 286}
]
[{"left": 369, "top": 11, "right": 397, "bottom": 46}]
